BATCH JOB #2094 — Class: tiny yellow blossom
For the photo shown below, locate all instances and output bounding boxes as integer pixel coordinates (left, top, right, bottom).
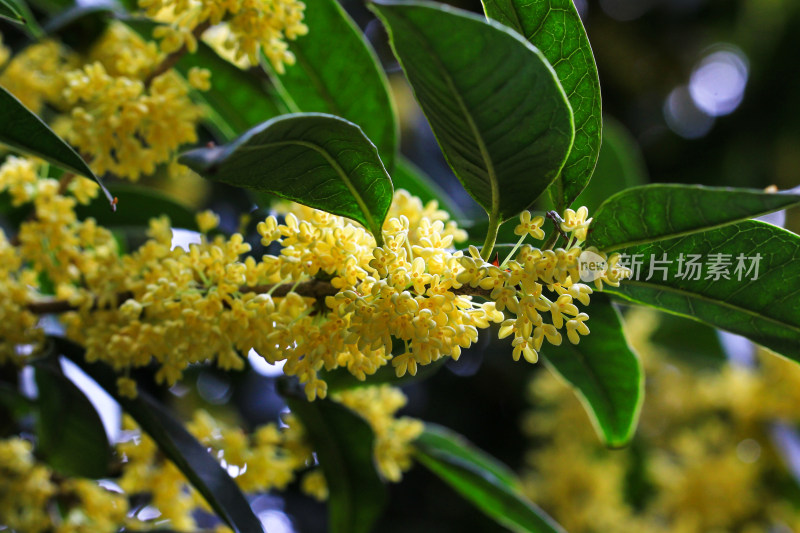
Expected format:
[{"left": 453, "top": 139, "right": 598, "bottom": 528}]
[
  {"left": 515, "top": 210, "right": 546, "bottom": 240},
  {"left": 561, "top": 206, "right": 592, "bottom": 242},
  {"left": 196, "top": 209, "right": 220, "bottom": 233},
  {"left": 187, "top": 66, "right": 212, "bottom": 91}
]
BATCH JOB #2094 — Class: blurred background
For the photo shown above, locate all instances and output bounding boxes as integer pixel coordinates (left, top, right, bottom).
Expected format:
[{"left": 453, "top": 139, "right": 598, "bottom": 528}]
[{"left": 4, "top": 0, "right": 800, "bottom": 531}]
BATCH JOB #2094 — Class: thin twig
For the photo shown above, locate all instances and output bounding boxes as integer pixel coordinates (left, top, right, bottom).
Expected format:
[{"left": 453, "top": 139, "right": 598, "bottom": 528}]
[
  {"left": 144, "top": 21, "right": 211, "bottom": 88},
  {"left": 25, "top": 278, "right": 493, "bottom": 316}
]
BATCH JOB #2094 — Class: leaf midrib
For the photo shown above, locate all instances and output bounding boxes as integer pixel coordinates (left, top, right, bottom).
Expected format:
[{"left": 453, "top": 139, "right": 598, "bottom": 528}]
[
  {"left": 236, "top": 139, "right": 379, "bottom": 235},
  {"left": 614, "top": 280, "right": 800, "bottom": 335},
  {"left": 393, "top": 12, "right": 500, "bottom": 220},
  {"left": 591, "top": 189, "right": 800, "bottom": 252}
]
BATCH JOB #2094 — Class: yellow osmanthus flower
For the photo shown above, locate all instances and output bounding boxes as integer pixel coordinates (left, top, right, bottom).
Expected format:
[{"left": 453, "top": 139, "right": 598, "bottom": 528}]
[
  {"left": 0, "top": 39, "right": 76, "bottom": 113},
  {"left": 0, "top": 437, "right": 129, "bottom": 533},
  {"left": 334, "top": 384, "right": 424, "bottom": 481},
  {"left": 62, "top": 59, "right": 203, "bottom": 179},
  {"left": 560, "top": 205, "right": 592, "bottom": 242},
  {"left": 1, "top": 22, "right": 205, "bottom": 181},
  {"left": 140, "top": 0, "right": 308, "bottom": 72},
  {"left": 2, "top": 175, "right": 624, "bottom": 400}
]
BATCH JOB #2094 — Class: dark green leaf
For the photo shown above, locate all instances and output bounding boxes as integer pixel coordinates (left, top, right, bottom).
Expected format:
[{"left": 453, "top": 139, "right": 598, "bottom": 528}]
[
  {"left": 267, "top": 0, "right": 398, "bottom": 170},
  {"left": 34, "top": 363, "right": 111, "bottom": 478},
  {"left": 74, "top": 184, "right": 198, "bottom": 230},
  {"left": 285, "top": 389, "right": 386, "bottom": 533},
  {"left": 0, "top": 85, "right": 114, "bottom": 207},
  {"left": 125, "top": 18, "right": 285, "bottom": 139},
  {"left": 417, "top": 424, "right": 518, "bottom": 487},
  {"left": 482, "top": 0, "right": 601, "bottom": 210},
  {"left": 52, "top": 337, "right": 265, "bottom": 533},
  {"left": 393, "top": 156, "right": 464, "bottom": 219},
  {"left": 572, "top": 116, "right": 647, "bottom": 212},
  {"left": 44, "top": 0, "right": 119, "bottom": 52},
  {"left": 605, "top": 220, "right": 800, "bottom": 360},
  {"left": 324, "top": 357, "right": 447, "bottom": 393},
  {"left": 0, "top": 383, "right": 34, "bottom": 430},
  {"left": 179, "top": 113, "right": 393, "bottom": 243},
  {"left": 0, "top": 0, "right": 25, "bottom": 24},
  {"left": 588, "top": 184, "right": 800, "bottom": 252},
  {"left": 541, "top": 295, "right": 643, "bottom": 447},
  {"left": 415, "top": 424, "right": 566, "bottom": 533},
  {"left": 371, "top": 0, "right": 574, "bottom": 224}
]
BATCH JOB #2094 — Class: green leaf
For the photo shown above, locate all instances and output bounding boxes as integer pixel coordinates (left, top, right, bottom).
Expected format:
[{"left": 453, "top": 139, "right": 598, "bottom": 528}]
[
  {"left": 179, "top": 113, "right": 393, "bottom": 243},
  {"left": 33, "top": 363, "right": 111, "bottom": 478},
  {"left": 266, "top": 0, "right": 398, "bottom": 171},
  {"left": 285, "top": 388, "right": 386, "bottom": 533},
  {"left": 482, "top": 0, "right": 601, "bottom": 211},
  {"left": 0, "top": 0, "right": 25, "bottom": 23},
  {"left": 541, "top": 295, "right": 643, "bottom": 447},
  {"left": 53, "top": 337, "right": 265, "bottom": 533},
  {"left": 587, "top": 184, "right": 800, "bottom": 253},
  {"left": 324, "top": 357, "right": 447, "bottom": 394},
  {"left": 572, "top": 116, "right": 647, "bottom": 212},
  {"left": 125, "top": 18, "right": 285, "bottom": 139},
  {"left": 604, "top": 220, "right": 800, "bottom": 360},
  {"left": 0, "top": 85, "right": 114, "bottom": 207},
  {"left": 415, "top": 424, "right": 566, "bottom": 533},
  {"left": 44, "top": 0, "right": 120, "bottom": 52},
  {"left": 371, "top": 0, "right": 574, "bottom": 224},
  {"left": 74, "top": 184, "right": 199, "bottom": 231},
  {"left": 393, "top": 156, "right": 465, "bottom": 220}
]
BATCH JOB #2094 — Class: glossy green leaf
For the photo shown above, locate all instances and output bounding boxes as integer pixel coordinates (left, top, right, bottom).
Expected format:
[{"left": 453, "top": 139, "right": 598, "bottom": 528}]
[
  {"left": 0, "top": 0, "right": 25, "bottom": 24},
  {"left": 125, "top": 18, "right": 285, "bottom": 139},
  {"left": 179, "top": 113, "right": 393, "bottom": 243},
  {"left": 74, "top": 184, "right": 199, "bottom": 231},
  {"left": 393, "top": 156, "right": 465, "bottom": 219},
  {"left": 415, "top": 424, "right": 566, "bottom": 533},
  {"left": 53, "top": 337, "right": 265, "bottom": 533},
  {"left": 285, "top": 389, "right": 386, "bottom": 533},
  {"left": 34, "top": 363, "right": 111, "bottom": 478},
  {"left": 541, "top": 295, "right": 643, "bottom": 447},
  {"left": 371, "top": 0, "right": 574, "bottom": 224},
  {"left": 482, "top": 0, "right": 601, "bottom": 210},
  {"left": 588, "top": 184, "right": 800, "bottom": 253},
  {"left": 267, "top": 0, "right": 398, "bottom": 170},
  {"left": 0, "top": 85, "right": 114, "bottom": 207},
  {"left": 605, "top": 220, "right": 800, "bottom": 360},
  {"left": 572, "top": 116, "right": 647, "bottom": 212}
]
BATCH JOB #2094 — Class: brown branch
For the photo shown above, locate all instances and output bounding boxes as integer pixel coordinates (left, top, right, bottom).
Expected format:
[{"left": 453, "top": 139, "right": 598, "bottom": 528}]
[
  {"left": 25, "top": 278, "right": 493, "bottom": 316},
  {"left": 144, "top": 21, "right": 211, "bottom": 88}
]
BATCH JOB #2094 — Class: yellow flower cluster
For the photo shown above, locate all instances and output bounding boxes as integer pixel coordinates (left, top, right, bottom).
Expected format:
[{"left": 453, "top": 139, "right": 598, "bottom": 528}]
[
  {"left": 0, "top": 157, "right": 105, "bottom": 362},
  {"left": 334, "top": 384, "right": 424, "bottom": 481},
  {"left": 1, "top": 154, "right": 626, "bottom": 401},
  {"left": 59, "top": 23, "right": 205, "bottom": 179},
  {"left": 140, "top": 0, "right": 308, "bottom": 72},
  {"left": 0, "top": 438, "right": 129, "bottom": 533},
  {"left": 118, "top": 411, "right": 308, "bottom": 529},
  {"left": 522, "top": 307, "right": 800, "bottom": 533},
  {"left": 0, "top": 23, "right": 205, "bottom": 180},
  {"left": 0, "top": 39, "right": 75, "bottom": 113},
  {"left": 0, "top": 382, "right": 419, "bottom": 532}
]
